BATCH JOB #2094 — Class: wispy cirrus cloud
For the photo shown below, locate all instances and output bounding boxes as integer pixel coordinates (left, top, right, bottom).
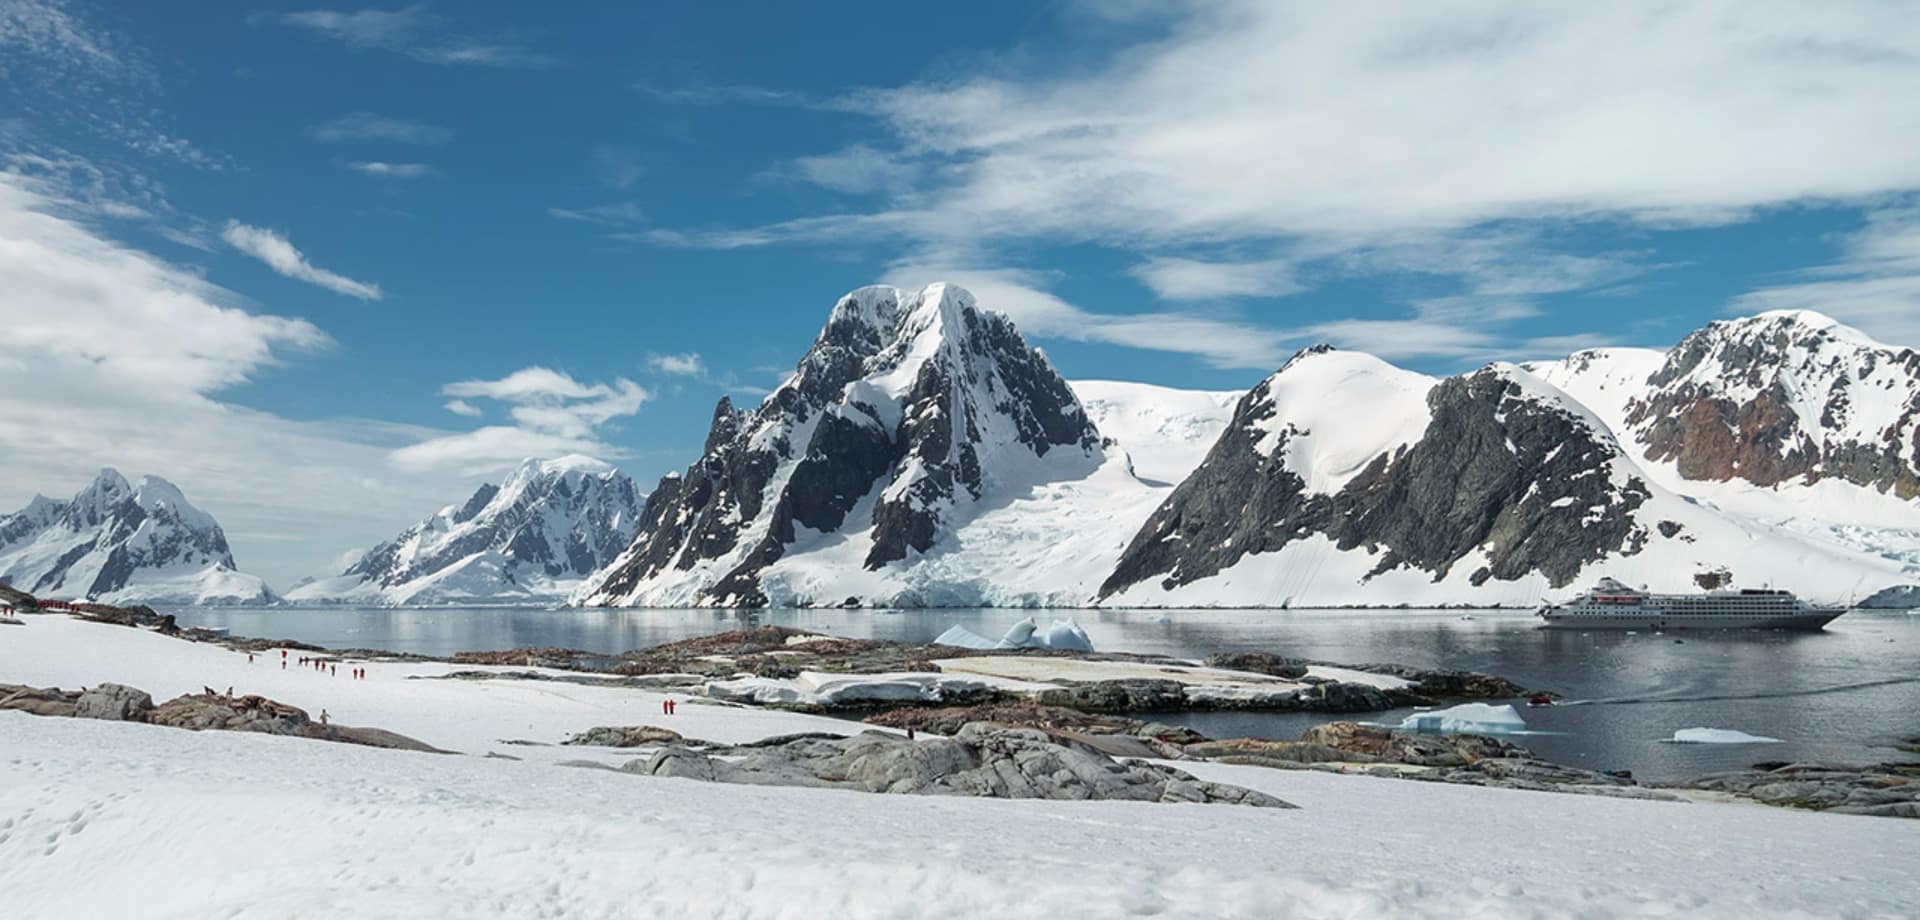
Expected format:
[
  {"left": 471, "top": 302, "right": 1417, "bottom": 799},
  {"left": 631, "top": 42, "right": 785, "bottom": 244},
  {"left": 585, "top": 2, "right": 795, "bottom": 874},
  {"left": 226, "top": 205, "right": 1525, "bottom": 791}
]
[
  {"left": 1128, "top": 256, "right": 1299, "bottom": 301},
  {"left": 1, "top": 0, "right": 226, "bottom": 171},
  {"left": 307, "top": 112, "right": 449, "bottom": 145},
  {"left": 348, "top": 160, "right": 432, "bottom": 178},
  {"left": 393, "top": 367, "right": 649, "bottom": 472},
  {"left": 221, "top": 220, "right": 382, "bottom": 300},
  {"left": 262, "top": 5, "right": 556, "bottom": 68},
  {"left": 547, "top": 201, "right": 646, "bottom": 227},
  {"left": 632, "top": 81, "right": 816, "bottom": 107}
]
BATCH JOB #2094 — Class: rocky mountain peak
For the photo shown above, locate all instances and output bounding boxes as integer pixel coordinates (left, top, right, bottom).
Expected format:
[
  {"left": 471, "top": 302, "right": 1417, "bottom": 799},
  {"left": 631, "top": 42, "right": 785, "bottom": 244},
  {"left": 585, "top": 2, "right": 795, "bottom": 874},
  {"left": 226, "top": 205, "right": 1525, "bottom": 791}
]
[
  {"left": 1626, "top": 309, "right": 1920, "bottom": 497},
  {"left": 583, "top": 283, "right": 1103, "bottom": 607}
]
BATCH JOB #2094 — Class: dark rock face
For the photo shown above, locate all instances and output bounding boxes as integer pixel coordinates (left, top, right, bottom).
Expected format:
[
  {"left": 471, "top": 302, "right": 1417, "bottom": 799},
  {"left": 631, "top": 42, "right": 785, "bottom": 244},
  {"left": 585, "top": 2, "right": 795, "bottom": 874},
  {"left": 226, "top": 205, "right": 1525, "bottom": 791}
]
[
  {"left": 1205, "top": 652, "right": 1309, "bottom": 680},
  {"left": 1625, "top": 313, "right": 1920, "bottom": 498},
  {"left": 586, "top": 285, "right": 1101, "bottom": 607},
  {"left": 1034, "top": 679, "right": 1190, "bottom": 713},
  {"left": 1297, "top": 721, "right": 1529, "bottom": 766},
  {"left": 1102, "top": 357, "right": 1650, "bottom": 598}
]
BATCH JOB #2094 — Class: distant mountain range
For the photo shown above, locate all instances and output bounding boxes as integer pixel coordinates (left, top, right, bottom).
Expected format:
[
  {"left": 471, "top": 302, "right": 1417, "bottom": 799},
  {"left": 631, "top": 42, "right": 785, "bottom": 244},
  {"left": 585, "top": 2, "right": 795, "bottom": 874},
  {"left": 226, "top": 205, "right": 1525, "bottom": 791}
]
[
  {"left": 0, "top": 470, "right": 272, "bottom": 605},
  {"left": 285, "top": 456, "right": 641, "bottom": 605},
  {"left": 10, "top": 286, "right": 1917, "bottom": 609}
]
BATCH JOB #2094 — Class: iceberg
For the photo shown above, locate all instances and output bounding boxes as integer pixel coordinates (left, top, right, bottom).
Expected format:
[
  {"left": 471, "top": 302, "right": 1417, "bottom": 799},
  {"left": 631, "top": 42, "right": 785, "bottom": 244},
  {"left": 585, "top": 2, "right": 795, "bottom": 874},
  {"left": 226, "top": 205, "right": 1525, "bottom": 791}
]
[
  {"left": 932, "top": 618, "right": 1095, "bottom": 652},
  {"left": 1398, "top": 703, "right": 1527, "bottom": 735},
  {"left": 932, "top": 625, "right": 1000, "bottom": 650},
  {"left": 1667, "top": 728, "right": 1783, "bottom": 744}
]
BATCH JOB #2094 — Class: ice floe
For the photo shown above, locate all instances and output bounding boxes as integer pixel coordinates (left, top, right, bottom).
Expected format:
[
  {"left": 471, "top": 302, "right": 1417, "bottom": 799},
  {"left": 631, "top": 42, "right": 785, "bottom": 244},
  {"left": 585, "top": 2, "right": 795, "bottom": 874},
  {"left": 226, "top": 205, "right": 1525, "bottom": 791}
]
[
  {"left": 1666, "top": 728, "right": 1783, "bottom": 744},
  {"left": 1399, "top": 703, "right": 1528, "bottom": 735}
]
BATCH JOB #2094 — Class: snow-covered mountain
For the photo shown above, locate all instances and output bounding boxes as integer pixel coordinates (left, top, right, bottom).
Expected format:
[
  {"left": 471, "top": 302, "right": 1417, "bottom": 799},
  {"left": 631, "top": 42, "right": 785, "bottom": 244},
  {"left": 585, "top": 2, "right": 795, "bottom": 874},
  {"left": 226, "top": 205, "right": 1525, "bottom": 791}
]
[
  {"left": 580, "top": 284, "right": 1236, "bottom": 608},
  {"left": 1097, "top": 345, "right": 1915, "bottom": 606},
  {"left": 1535, "top": 311, "right": 1920, "bottom": 497},
  {"left": 288, "top": 456, "right": 642, "bottom": 605},
  {"left": 1526, "top": 311, "right": 1920, "bottom": 600},
  {"left": 0, "top": 469, "right": 273, "bottom": 605}
]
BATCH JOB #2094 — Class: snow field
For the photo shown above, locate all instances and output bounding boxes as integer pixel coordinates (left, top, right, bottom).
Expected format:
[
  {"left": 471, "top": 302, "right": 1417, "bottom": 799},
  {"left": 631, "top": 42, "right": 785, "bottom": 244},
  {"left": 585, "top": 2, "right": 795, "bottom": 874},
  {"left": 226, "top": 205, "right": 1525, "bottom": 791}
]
[{"left": 5, "top": 712, "right": 1918, "bottom": 919}]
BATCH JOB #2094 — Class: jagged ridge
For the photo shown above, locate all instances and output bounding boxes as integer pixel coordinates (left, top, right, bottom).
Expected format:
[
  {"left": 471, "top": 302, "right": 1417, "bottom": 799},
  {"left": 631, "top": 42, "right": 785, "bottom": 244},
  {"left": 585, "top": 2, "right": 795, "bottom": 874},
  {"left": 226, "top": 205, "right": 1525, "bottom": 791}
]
[
  {"left": 582, "top": 284, "right": 1103, "bottom": 607},
  {"left": 288, "top": 456, "right": 641, "bottom": 605}
]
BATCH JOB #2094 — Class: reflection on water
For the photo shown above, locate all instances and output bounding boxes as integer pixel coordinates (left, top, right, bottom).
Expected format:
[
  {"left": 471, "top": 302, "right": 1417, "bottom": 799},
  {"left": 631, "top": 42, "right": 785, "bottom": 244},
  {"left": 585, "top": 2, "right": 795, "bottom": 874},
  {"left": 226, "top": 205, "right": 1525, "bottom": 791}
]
[{"left": 168, "top": 604, "right": 1920, "bottom": 783}]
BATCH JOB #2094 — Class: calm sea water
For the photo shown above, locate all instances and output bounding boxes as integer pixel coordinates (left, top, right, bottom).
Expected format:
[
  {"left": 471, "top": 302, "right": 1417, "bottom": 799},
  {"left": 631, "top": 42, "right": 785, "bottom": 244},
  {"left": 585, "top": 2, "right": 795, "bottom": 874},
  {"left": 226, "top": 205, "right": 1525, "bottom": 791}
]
[{"left": 167, "top": 604, "right": 1920, "bottom": 783}]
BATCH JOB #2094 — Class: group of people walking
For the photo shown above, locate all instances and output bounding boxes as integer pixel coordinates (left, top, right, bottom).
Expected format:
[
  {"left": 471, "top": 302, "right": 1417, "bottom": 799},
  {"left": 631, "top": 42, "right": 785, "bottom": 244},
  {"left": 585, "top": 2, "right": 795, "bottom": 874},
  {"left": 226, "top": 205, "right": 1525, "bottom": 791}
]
[{"left": 254, "top": 648, "right": 369, "bottom": 680}]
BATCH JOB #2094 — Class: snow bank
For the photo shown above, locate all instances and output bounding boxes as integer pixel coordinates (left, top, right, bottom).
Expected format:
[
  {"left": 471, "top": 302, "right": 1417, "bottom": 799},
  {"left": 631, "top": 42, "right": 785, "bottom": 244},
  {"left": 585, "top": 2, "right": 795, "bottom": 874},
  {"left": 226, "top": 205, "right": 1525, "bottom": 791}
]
[
  {"left": 6, "top": 713, "right": 1918, "bottom": 918},
  {"left": 1668, "top": 728, "right": 1784, "bottom": 745},
  {"left": 1399, "top": 703, "right": 1528, "bottom": 735}
]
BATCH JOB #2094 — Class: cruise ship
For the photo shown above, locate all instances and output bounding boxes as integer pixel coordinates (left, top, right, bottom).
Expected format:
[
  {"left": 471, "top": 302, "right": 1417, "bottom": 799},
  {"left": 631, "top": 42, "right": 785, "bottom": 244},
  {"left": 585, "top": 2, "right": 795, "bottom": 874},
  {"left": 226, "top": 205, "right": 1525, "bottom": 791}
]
[{"left": 1537, "top": 578, "right": 1846, "bottom": 630}]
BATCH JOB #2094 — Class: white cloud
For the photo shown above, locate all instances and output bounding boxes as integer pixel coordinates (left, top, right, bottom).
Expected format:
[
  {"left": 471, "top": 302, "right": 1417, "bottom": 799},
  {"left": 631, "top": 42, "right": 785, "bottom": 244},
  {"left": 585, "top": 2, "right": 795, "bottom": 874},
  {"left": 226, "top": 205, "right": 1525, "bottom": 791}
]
[
  {"left": 221, "top": 220, "right": 382, "bottom": 300},
  {"left": 633, "top": 82, "right": 814, "bottom": 107},
  {"left": 1129, "top": 256, "right": 1298, "bottom": 301},
  {"left": 0, "top": 171, "right": 462, "bottom": 587},
  {"left": 441, "top": 366, "right": 609, "bottom": 403},
  {"left": 1730, "top": 206, "right": 1920, "bottom": 347},
  {"left": 547, "top": 202, "right": 646, "bottom": 226},
  {"left": 774, "top": 144, "right": 921, "bottom": 196},
  {"left": 307, "top": 112, "right": 449, "bottom": 145},
  {"left": 646, "top": 352, "right": 706, "bottom": 377},
  {"left": 592, "top": 146, "right": 644, "bottom": 190},
  {"left": 396, "top": 368, "right": 650, "bottom": 472},
  {"left": 266, "top": 6, "right": 556, "bottom": 68},
  {"left": 348, "top": 160, "right": 432, "bottom": 178},
  {"left": 649, "top": 1, "right": 1920, "bottom": 364},
  {"left": 443, "top": 399, "right": 481, "bottom": 417},
  {"left": 858, "top": 2, "right": 1920, "bottom": 244}
]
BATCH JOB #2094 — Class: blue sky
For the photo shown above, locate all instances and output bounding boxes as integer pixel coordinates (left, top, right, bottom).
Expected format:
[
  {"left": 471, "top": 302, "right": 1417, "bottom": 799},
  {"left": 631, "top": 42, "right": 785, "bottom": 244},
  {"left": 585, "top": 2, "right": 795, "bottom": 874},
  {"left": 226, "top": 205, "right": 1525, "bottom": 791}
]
[{"left": 5, "top": 1, "right": 1920, "bottom": 587}]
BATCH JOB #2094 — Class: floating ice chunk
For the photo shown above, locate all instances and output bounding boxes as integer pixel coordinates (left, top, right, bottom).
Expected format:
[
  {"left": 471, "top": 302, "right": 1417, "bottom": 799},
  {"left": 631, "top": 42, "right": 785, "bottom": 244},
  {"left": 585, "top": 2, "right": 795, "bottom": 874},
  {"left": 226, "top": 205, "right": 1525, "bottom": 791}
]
[
  {"left": 1000, "top": 617, "right": 1094, "bottom": 652},
  {"left": 1667, "top": 728, "right": 1783, "bottom": 744},
  {"left": 933, "top": 618, "right": 1095, "bottom": 652},
  {"left": 932, "top": 625, "right": 999, "bottom": 650},
  {"left": 1399, "top": 703, "right": 1527, "bottom": 735}
]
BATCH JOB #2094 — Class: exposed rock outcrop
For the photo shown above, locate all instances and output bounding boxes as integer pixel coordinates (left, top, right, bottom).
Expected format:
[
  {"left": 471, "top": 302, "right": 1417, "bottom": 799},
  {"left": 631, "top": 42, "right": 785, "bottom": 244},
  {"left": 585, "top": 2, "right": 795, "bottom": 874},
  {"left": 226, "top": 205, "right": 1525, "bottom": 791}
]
[
  {"left": 1684, "top": 762, "right": 1920, "bottom": 817},
  {"left": 623, "top": 725, "right": 1291, "bottom": 807},
  {"left": 74, "top": 683, "right": 153, "bottom": 721},
  {"left": 1, "top": 682, "right": 442, "bottom": 752},
  {"left": 563, "top": 725, "right": 691, "bottom": 748}
]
